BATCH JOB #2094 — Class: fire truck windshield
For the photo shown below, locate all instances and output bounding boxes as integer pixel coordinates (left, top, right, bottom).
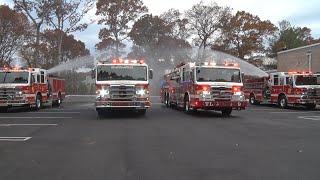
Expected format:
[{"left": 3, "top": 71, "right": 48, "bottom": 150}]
[
  {"left": 97, "top": 65, "right": 147, "bottom": 81},
  {"left": 196, "top": 67, "right": 241, "bottom": 83},
  {"left": 295, "top": 75, "right": 320, "bottom": 86},
  {"left": 0, "top": 72, "right": 29, "bottom": 84}
]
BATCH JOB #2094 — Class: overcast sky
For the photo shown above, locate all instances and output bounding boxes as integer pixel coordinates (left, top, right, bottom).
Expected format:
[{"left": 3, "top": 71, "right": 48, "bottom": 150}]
[{"left": 1, "top": 0, "right": 320, "bottom": 53}]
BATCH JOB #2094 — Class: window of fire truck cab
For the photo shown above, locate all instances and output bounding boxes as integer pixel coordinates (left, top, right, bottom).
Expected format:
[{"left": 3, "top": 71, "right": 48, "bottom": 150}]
[
  {"left": 40, "top": 71, "right": 45, "bottom": 83},
  {"left": 294, "top": 74, "right": 320, "bottom": 86},
  {"left": 286, "top": 77, "right": 293, "bottom": 87},
  {"left": 182, "top": 68, "right": 193, "bottom": 82},
  {"left": 30, "top": 74, "right": 35, "bottom": 84},
  {"left": 273, "top": 75, "right": 279, "bottom": 85},
  {"left": 96, "top": 65, "right": 147, "bottom": 81},
  {"left": 0, "top": 71, "right": 29, "bottom": 84},
  {"left": 196, "top": 67, "right": 241, "bottom": 83}
]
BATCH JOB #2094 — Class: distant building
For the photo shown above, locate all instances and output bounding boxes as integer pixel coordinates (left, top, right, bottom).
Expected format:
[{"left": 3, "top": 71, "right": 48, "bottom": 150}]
[{"left": 277, "top": 43, "right": 320, "bottom": 73}]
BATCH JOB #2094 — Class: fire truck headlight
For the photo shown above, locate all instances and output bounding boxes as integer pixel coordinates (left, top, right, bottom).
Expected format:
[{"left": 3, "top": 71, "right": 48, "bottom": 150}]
[
  {"left": 201, "top": 90, "right": 211, "bottom": 98},
  {"left": 136, "top": 89, "right": 146, "bottom": 96},
  {"left": 15, "top": 91, "right": 24, "bottom": 96},
  {"left": 232, "top": 94, "right": 245, "bottom": 101},
  {"left": 100, "top": 89, "right": 109, "bottom": 96},
  {"left": 234, "top": 91, "right": 243, "bottom": 96}
]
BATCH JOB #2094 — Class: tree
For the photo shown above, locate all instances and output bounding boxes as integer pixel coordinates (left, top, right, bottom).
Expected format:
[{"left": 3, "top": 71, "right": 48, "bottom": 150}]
[
  {"left": 160, "top": 9, "right": 190, "bottom": 41},
  {"left": 47, "top": 0, "right": 93, "bottom": 64},
  {"left": 213, "top": 11, "right": 276, "bottom": 59},
  {"left": 185, "top": 1, "right": 231, "bottom": 50},
  {"left": 13, "top": 0, "right": 53, "bottom": 67},
  {"left": 22, "top": 29, "right": 90, "bottom": 69},
  {"left": 0, "top": 5, "right": 29, "bottom": 66},
  {"left": 95, "top": 0, "right": 147, "bottom": 57},
  {"left": 129, "top": 14, "right": 190, "bottom": 61},
  {"left": 269, "top": 20, "right": 314, "bottom": 57},
  {"left": 129, "top": 14, "right": 172, "bottom": 48}
]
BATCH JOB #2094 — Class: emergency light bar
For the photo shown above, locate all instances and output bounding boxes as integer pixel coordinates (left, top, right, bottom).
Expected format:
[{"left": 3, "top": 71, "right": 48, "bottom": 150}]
[
  {"left": 111, "top": 59, "right": 145, "bottom": 64},
  {"left": 0, "top": 66, "right": 30, "bottom": 71},
  {"left": 200, "top": 61, "right": 239, "bottom": 67},
  {"left": 288, "top": 71, "right": 313, "bottom": 75}
]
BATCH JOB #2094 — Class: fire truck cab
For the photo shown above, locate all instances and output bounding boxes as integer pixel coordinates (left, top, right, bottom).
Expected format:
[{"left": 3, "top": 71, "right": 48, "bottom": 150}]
[
  {"left": 0, "top": 67, "right": 65, "bottom": 112},
  {"left": 94, "top": 59, "right": 153, "bottom": 116},
  {"left": 161, "top": 61, "right": 247, "bottom": 116},
  {"left": 245, "top": 71, "right": 320, "bottom": 109}
]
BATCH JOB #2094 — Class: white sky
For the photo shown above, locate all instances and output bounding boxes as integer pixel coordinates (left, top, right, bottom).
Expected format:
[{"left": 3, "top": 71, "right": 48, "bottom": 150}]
[{"left": 1, "top": 0, "right": 320, "bottom": 52}]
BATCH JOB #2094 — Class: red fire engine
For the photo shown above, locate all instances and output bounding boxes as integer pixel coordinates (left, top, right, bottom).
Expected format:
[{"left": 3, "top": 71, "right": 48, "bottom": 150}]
[
  {"left": 161, "top": 61, "right": 247, "bottom": 116},
  {"left": 244, "top": 71, "right": 320, "bottom": 109},
  {"left": 94, "top": 59, "right": 153, "bottom": 116},
  {"left": 0, "top": 67, "right": 65, "bottom": 112}
]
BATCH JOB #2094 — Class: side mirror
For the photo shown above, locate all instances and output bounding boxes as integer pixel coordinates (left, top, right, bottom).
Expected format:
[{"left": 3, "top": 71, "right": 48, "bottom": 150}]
[
  {"left": 91, "top": 69, "right": 96, "bottom": 79},
  {"left": 241, "top": 72, "right": 245, "bottom": 80},
  {"left": 149, "top": 69, "right": 153, "bottom": 79}
]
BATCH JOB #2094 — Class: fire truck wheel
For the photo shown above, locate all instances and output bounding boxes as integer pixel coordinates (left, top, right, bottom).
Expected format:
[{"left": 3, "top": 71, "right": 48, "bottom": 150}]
[
  {"left": 278, "top": 95, "right": 288, "bottom": 109},
  {"left": 306, "top": 104, "right": 316, "bottom": 110},
  {"left": 249, "top": 94, "right": 259, "bottom": 105},
  {"left": 57, "top": 92, "right": 62, "bottom": 106},
  {"left": 35, "top": 94, "right": 42, "bottom": 110},
  {"left": 221, "top": 108, "right": 232, "bottom": 117},
  {"left": 137, "top": 109, "right": 147, "bottom": 115},
  {"left": 0, "top": 107, "right": 8, "bottom": 113},
  {"left": 96, "top": 109, "right": 105, "bottom": 117},
  {"left": 184, "top": 98, "right": 191, "bottom": 113},
  {"left": 165, "top": 93, "right": 170, "bottom": 107}
]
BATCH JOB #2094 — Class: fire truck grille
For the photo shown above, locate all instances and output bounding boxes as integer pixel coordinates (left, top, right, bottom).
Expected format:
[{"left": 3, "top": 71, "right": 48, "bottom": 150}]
[
  {"left": 0, "top": 88, "right": 18, "bottom": 100},
  {"left": 109, "top": 86, "right": 135, "bottom": 101},
  {"left": 308, "top": 89, "right": 320, "bottom": 97},
  {"left": 211, "top": 87, "right": 233, "bottom": 100}
]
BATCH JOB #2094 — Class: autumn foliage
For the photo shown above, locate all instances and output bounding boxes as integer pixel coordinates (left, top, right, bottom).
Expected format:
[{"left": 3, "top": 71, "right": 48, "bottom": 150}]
[{"left": 0, "top": 5, "right": 29, "bottom": 66}]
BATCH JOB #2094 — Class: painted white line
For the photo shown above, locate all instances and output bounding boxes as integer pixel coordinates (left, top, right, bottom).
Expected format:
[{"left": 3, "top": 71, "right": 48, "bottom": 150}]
[
  {"left": 0, "top": 124, "right": 58, "bottom": 127},
  {"left": 0, "top": 117, "right": 72, "bottom": 119},
  {"left": 298, "top": 116, "right": 320, "bottom": 121},
  {"left": 270, "top": 111, "right": 317, "bottom": 114},
  {"left": 0, "top": 137, "right": 32, "bottom": 141},
  {"left": 28, "top": 112, "right": 80, "bottom": 114},
  {"left": 65, "top": 95, "right": 161, "bottom": 97},
  {"left": 247, "top": 109, "right": 281, "bottom": 111}
]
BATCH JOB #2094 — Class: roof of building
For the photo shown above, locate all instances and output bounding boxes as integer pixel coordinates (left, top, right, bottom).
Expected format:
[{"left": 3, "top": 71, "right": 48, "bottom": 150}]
[{"left": 277, "top": 43, "right": 320, "bottom": 55}]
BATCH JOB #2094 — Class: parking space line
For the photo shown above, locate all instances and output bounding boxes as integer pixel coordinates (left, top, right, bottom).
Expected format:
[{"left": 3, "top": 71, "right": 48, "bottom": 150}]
[
  {"left": 298, "top": 116, "right": 320, "bottom": 121},
  {"left": 270, "top": 111, "right": 318, "bottom": 114},
  {"left": 0, "top": 137, "right": 32, "bottom": 141},
  {"left": 0, "top": 124, "right": 58, "bottom": 127},
  {"left": 247, "top": 109, "right": 282, "bottom": 111},
  {"left": 0, "top": 117, "right": 72, "bottom": 119},
  {"left": 28, "top": 112, "right": 80, "bottom": 114}
]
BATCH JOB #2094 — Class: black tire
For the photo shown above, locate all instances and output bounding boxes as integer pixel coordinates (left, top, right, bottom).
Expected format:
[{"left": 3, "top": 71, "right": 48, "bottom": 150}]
[
  {"left": 35, "top": 94, "right": 42, "bottom": 110},
  {"left": 249, "top": 94, "right": 257, "bottom": 105},
  {"left": 306, "top": 104, "right": 316, "bottom": 110},
  {"left": 165, "top": 93, "right": 170, "bottom": 108},
  {"left": 137, "top": 109, "right": 147, "bottom": 115},
  {"left": 57, "top": 92, "right": 62, "bottom": 106},
  {"left": 96, "top": 109, "right": 104, "bottom": 118},
  {"left": 278, "top": 95, "right": 288, "bottom": 109},
  {"left": 184, "top": 96, "right": 191, "bottom": 114},
  {"left": 0, "top": 107, "right": 8, "bottom": 113},
  {"left": 221, "top": 108, "right": 232, "bottom": 117}
]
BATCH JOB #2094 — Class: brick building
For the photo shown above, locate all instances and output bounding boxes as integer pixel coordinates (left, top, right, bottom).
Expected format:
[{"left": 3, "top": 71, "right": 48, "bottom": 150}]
[{"left": 277, "top": 43, "right": 320, "bottom": 73}]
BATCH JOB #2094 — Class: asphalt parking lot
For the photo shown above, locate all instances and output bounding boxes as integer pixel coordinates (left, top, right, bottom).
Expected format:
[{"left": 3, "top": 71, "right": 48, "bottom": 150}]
[{"left": 1, "top": 96, "right": 320, "bottom": 180}]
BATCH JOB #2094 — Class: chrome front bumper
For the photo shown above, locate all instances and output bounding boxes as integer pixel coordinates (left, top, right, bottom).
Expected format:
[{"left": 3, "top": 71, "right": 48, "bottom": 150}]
[
  {"left": 95, "top": 100, "right": 151, "bottom": 109},
  {"left": 0, "top": 100, "right": 28, "bottom": 107}
]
